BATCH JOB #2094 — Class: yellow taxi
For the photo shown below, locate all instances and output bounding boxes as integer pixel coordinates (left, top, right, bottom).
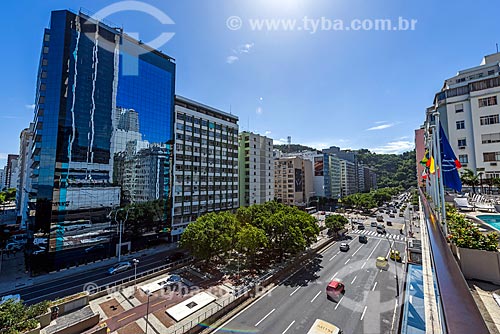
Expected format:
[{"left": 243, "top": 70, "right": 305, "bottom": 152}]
[
  {"left": 376, "top": 256, "right": 388, "bottom": 270},
  {"left": 390, "top": 250, "right": 402, "bottom": 262}
]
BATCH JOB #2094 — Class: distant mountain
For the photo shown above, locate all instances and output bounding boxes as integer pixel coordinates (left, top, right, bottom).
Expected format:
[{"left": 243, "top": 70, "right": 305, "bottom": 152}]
[{"left": 274, "top": 144, "right": 317, "bottom": 154}]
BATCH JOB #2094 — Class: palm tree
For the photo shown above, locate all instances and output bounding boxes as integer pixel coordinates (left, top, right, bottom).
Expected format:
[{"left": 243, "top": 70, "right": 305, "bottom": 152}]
[
  {"left": 492, "top": 177, "right": 500, "bottom": 195},
  {"left": 460, "top": 168, "right": 481, "bottom": 194}
]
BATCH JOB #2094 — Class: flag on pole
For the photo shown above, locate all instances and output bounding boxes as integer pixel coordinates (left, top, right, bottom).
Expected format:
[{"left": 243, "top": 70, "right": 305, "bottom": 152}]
[
  {"left": 420, "top": 150, "right": 429, "bottom": 165},
  {"left": 429, "top": 156, "right": 436, "bottom": 174},
  {"left": 439, "top": 124, "right": 462, "bottom": 192}
]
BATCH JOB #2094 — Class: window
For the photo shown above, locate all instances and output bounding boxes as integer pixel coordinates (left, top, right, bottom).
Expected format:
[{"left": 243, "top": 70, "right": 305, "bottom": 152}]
[
  {"left": 43, "top": 46, "right": 49, "bottom": 54},
  {"left": 483, "top": 152, "right": 500, "bottom": 162},
  {"left": 456, "top": 120, "right": 465, "bottom": 130},
  {"left": 455, "top": 103, "right": 464, "bottom": 113},
  {"left": 479, "top": 96, "right": 497, "bottom": 107},
  {"left": 459, "top": 154, "right": 468, "bottom": 164},
  {"left": 488, "top": 70, "right": 495, "bottom": 76},
  {"left": 482, "top": 133, "right": 500, "bottom": 144},
  {"left": 480, "top": 115, "right": 500, "bottom": 126},
  {"left": 457, "top": 138, "right": 467, "bottom": 147}
]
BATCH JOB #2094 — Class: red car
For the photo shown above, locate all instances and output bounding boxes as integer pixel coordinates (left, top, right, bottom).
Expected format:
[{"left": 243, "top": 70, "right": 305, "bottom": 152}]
[{"left": 326, "top": 279, "right": 345, "bottom": 301}]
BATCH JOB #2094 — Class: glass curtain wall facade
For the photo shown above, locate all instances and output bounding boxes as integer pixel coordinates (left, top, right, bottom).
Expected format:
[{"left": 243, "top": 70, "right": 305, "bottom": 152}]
[{"left": 28, "top": 10, "right": 175, "bottom": 272}]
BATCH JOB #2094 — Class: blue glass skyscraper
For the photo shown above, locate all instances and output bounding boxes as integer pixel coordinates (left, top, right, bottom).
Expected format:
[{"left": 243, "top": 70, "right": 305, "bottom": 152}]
[{"left": 27, "top": 10, "right": 175, "bottom": 272}]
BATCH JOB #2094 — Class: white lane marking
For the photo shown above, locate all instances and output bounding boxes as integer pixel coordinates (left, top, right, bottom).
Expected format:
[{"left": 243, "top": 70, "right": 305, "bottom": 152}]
[
  {"left": 290, "top": 287, "right": 301, "bottom": 296},
  {"left": 329, "top": 253, "right": 338, "bottom": 261},
  {"left": 255, "top": 308, "right": 275, "bottom": 326},
  {"left": 361, "top": 261, "right": 367, "bottom": 269},
  {"left": 345, "top": 259, "right": 350, "bottom": 265},
  {"left": 366, "top": 239, "right": 382, "bottom": 260},
  {"left": 334, "top": 296, "right": 344, "bottom": 310},
  {"left": 213, "top": 285, "right": 280, "bottom": 333},
  {"left": 351, "top": 244, "right": 364, "bottom": 257},
  {"left": 331, "top": 271, "right": 338, "bottom": 280},
  {"left": 386, "top": 248, "right": 391, "bottom": 259},
  {"left": 282, "top": 320, "right": 296, "bottom": 334},
  {"left": 311, "top": 290, "right": 322, "bottom": 303},
  {"left": 360, "top": 305, "right": 368, "bottom": 320},
  {"left": 390, "top": 300, "right": 399, "bottom": 332},
  {"left": 351, "top": 276, "right": 357, "bottom": 284},
  {"left": 372, "top": 281, "right": 378, "bottom": 291}
]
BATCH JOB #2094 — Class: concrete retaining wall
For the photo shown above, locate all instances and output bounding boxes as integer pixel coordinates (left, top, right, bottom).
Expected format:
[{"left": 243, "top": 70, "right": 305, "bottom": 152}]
[{"left": 456, "top": 247, "right": 500, "bottom": 285}]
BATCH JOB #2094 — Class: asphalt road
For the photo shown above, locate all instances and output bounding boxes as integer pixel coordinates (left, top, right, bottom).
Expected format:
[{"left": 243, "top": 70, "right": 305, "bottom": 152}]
[
  {"left": 214, "top": 225, "right": 406, "bottom": 334},
  {"left": 10, "top": 248, "right": 179, "bottom": 305}
]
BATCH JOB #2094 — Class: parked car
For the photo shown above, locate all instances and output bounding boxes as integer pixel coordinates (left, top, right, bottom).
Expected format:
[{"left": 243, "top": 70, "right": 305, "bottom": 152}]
[
  {"left": 326, "top": 279, "right": 345, "bottom": 301},
  {"left": 376, "top": 216, "right": 384, "bottom": 222},
  {"left": 108, "top": 261, "right": 132, "bottom": 275},
  {"left": 386, "top": 221, "right": 393, "bottom": 226},
  {"left": 162, "top": 274, "right": 182, "bottom": 289},
  {"left": 390, "top": 250, "right": 402, "bottom": 262},
  {"left": 339, "top": 243, "right": 350, "bottom": 252},
  {"left": 371, "top": 222, "right": 378, "bottom": 227},
  {"left": 359, "top": 235, "right": 368, "bottom": 243},
  {"left": 357, "top": 224, "right": 365, "bottom": 230},
  {"left": 399, "top": 213, "right": 404, "bottom": 217},
  {"left": 389, "top": 213, "right": 396, "bottom": 218}
]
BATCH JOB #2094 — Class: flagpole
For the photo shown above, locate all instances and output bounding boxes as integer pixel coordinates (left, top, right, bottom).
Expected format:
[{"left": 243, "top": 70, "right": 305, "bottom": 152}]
[
  {"left": 430, "top": 126, "right": 440, "bottom": 221},
  {"left": 434, "top": 112, "right": 448, "bottom": 236}
]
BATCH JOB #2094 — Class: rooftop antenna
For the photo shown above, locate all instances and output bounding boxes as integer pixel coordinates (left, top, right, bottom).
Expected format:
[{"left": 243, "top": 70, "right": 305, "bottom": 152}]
[
  {"left": 496, "top": 43, "right": 499, "bottom": 53},
  {"left": 287, "top": 136, "right": 291, "bottom": 152}
]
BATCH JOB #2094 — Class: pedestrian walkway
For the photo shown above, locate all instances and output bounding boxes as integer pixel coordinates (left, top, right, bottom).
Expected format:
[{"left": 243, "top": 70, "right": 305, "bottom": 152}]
[{"left": 350, "top": 229, "right": 406, "bottom": 241}]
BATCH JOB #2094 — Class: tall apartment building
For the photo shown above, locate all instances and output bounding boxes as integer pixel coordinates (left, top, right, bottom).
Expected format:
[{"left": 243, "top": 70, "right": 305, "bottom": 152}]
[
  {"left": 25, "top": 9, "right": 176, "bottom": 270},
  {"left": 0, "top": 168, "right": 4, "bottom": 190},
  {"left": 340, "top": 159, "right": 357, "bottom": 196},
  {"left": 17, "top": 124, "right": 34, "bottom": 228},
  {"left": 428, "top": 52, "right": 500, "bottom": 180},
  {"left": 238, "top": 132, "right": 274, "bottom": 207},
  {"left": 4, "top": 154, "right": 19, "bottom": 189},
  {"left": 172, "top": 96, "right": 239, "bottom": 239},
  {"left": 274, "top": 156, "right": 313, "bottom": 206}
]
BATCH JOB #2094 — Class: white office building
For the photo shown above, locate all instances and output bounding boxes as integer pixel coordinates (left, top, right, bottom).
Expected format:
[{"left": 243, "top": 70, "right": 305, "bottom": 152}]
[
  {"left": 172, "top": 96, "right": 239, "bottom": 239},
  {"left": 429, "top": 52, "right": 500, "bottom": 180}
]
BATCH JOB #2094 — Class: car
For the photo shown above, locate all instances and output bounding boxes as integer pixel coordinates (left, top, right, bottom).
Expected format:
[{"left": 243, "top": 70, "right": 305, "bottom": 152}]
[
  {"left": 85, "top": 244, "right": 105, "bottom": 253},
  {"left": 389, "top": 213, "right": 396, "bottom": 218},
  {"left": 386, "top": 221, "right": 393, "bottom": 226},
  {"left": 5, "top": 243, "right": 23, "bottom": 251},
  {"left": 371, "top": 222, "right": 378, "bottom": 227},
  {"left": 108, "top": 261, "right": 132, "bottom": 275},
  {"left": 376, "top": 216, "right": 384, "bottom": 222},
  {"left": 390, "top": 250, "right": 402, "bottom": 262},
  {"left": 32, "top": 246, "right": 46, "bottom": 255},
  {"left": 376, "top": 256, "right": 389, "bottom": 270},
  {"left": 166, "top": 251, "right": 187, "bottom": 263},
  {"left": 359, "top": 235, "right": 368, "bottom": 243},
  {"left": 9, "top": 234, "right": 27, "bottom": 245},
  {"left": 162, "top": 274, "right": 182, "bottom": 289},
  {"left": 399, "top": 213, "right": 404, "bottom": 217},
  {"left": 357, "top": 224, "right": 365, "bottom": 230},
  {"left": 326, "top": 279, "right": 345, "bottom": 301},
  {"left": 0, "top": 294, "right": 21, "bottom": 305},
  {"left": 376, "top": 226, "right": 386, "bottom": 234},
  {"left": 339, "top": 243, "right": 350, "bottom": 252}
]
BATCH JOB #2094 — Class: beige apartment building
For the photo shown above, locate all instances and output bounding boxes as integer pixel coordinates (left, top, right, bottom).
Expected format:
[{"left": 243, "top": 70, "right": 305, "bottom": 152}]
[{"left": 274, "top": 156, "right": 313, "bottom": 206}]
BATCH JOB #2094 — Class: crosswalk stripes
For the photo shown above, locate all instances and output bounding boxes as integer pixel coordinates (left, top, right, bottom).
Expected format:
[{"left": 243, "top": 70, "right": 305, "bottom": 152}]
[{"left": 351, "top": 229, "right": 406, "bottom": 241}]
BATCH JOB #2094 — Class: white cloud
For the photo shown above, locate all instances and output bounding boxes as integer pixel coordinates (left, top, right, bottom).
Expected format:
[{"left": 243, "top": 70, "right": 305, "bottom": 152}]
[
  {"left": 265, "top": 130, "right": 272, "bottom": 135},
  {"left": 226, "top": 55, "right": 239, "bottom": 64},
  {"left": 25, "top": 104, "right": 35, "bottom": 110},
  {"left": 256, "top": 106, "right": 263, "bottom": 115},
  {"left": 366, "top": 123, "right": 396, "bottom": 131},
  {"left": 374, "top": 121, "right": 387, "bottom": 124},
  {"left": 273, "top": 138, "right": 288, "bottom": 145},
  {"left": 226, "top": 42, "right": 254, "bottom": 64},
  {"left": 370, "top": 141, "right": 414, "bottom": 154}
]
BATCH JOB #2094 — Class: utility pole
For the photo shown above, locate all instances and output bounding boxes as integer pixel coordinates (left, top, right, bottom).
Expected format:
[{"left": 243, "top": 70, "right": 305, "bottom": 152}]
[
  {"left": 114, "top": 208, "right": 130, "bottom": 262},
  {"left": 385, "top": 234, "right": 400, "bottom": 297}
]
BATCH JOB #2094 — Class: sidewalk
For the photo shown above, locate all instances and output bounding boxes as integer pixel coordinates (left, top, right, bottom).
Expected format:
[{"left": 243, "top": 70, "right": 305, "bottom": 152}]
[{"left": 0, "top": 243, "right": 179, "bottom": 296}]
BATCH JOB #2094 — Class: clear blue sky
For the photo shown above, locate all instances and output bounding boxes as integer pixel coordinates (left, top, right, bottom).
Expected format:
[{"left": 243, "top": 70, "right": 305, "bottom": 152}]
[{"left": 1, "top": 0, "right": 499, "bottom": 167}]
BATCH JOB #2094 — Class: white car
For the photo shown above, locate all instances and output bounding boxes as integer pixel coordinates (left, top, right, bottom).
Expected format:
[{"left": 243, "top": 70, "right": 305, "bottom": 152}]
[{"left": 108, "top": 261, "right": 132, "bottom": 275}]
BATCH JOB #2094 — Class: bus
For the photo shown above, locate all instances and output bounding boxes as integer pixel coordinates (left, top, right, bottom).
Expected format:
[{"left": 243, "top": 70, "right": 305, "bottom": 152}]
[{"left": 305, "top": 206, "right": 317, "bottom": 214}]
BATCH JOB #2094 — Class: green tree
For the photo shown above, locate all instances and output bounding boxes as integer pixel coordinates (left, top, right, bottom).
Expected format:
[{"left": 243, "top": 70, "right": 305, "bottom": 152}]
[
  {"left": 460, "top": 168, "right": 481, "bottom": 194},
  {"left": 325, "top": 214, "right": 348, "bottom": 234},
  {"left": 236, "top": 224, "right": 268, "bottom": 265}
]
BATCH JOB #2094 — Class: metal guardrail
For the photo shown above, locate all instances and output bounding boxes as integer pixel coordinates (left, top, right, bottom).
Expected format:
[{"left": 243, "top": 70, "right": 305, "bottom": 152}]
[{"left": 419, "top": 188, "right": 489, "bottom": 334}]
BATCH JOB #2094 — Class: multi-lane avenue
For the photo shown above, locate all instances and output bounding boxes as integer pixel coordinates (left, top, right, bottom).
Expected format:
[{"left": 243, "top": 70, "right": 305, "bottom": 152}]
[{"left": 215, "top": 224, "right": 406, "bottom": 334}]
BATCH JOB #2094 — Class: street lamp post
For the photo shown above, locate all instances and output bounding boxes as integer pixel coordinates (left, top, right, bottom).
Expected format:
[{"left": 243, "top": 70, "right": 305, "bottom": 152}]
[
  {"left": 385, "top": 233, "right": 400, "bottom": 297},
  {"left": 114, "top": 208, "right": 130, "bottom": 262},
  {"left": 145, "top": 290, "right": 152, "bottom": 334},
  {"left": 132, "top": 258, "right": 139, "bottom": 291}
]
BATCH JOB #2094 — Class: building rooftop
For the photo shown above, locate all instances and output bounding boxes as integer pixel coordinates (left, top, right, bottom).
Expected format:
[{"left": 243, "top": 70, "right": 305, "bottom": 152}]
[{"left": 175, "top": 95, "right": 238, "bottom": 122}]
